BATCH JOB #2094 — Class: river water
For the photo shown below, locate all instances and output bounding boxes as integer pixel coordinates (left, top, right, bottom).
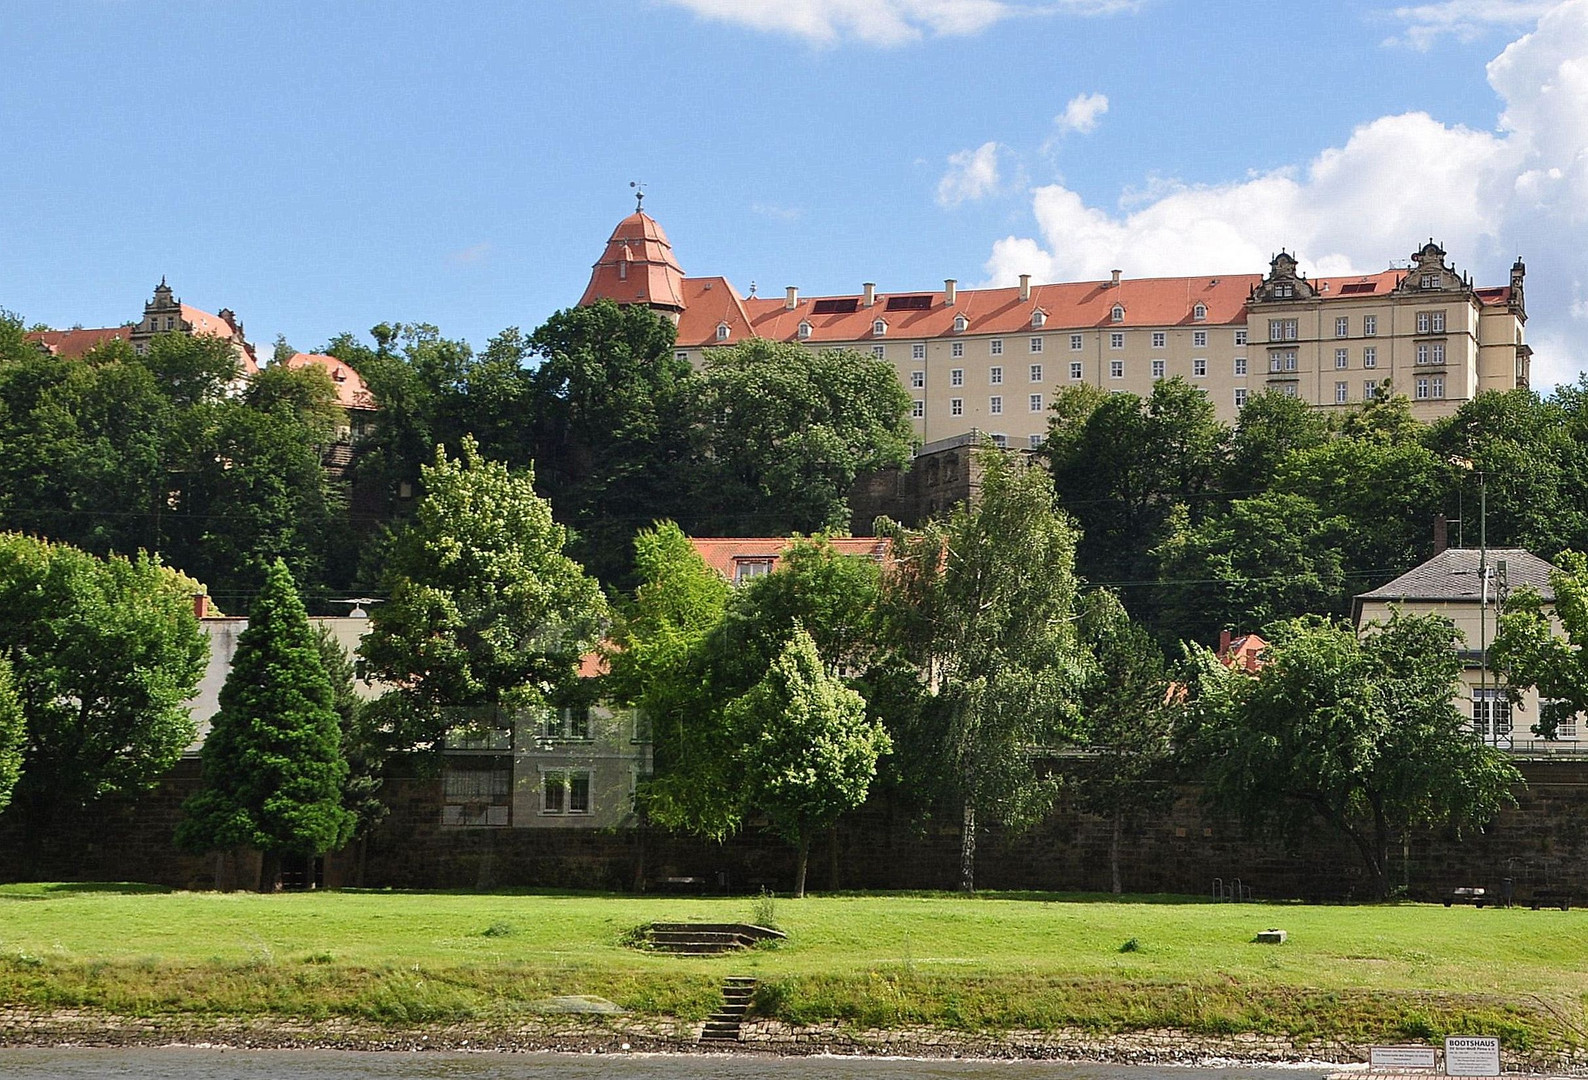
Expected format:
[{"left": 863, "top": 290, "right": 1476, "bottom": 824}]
[{"left": 0, "top": 1049, "right": 1335, "bottom": 1080}]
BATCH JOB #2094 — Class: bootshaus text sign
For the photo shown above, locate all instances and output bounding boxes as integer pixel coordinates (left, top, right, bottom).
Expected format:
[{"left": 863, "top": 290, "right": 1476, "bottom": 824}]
[{"left": 1444, "top": 1037, "right": 1501, "bottom": 1076}]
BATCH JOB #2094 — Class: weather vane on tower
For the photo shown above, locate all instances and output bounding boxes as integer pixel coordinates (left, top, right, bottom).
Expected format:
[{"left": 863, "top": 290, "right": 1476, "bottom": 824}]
[{"left": 630, "top": 180, "right": 646, "bottom": 212}]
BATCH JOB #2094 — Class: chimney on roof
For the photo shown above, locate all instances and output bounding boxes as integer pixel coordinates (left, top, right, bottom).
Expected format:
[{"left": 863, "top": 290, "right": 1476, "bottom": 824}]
[
  {"left": 1019, "top": 274, "right": 1031, "bottom": 302},
  {"left": 1218, "top": 629, "right": 1232, "bottom": 657},
  {"left": 785, "top": 286, "right": 799, "bottom": 310},
  {"left": 1433, "top": 514, "right": 1448, "bottom": 556},
  {"left": 193, "top": 593, "right": 210, "bottom": 619},
  {"left": 1111, "top": 269, "right": 1122, "bottom": 287},
  {"left": 944, "top": 279, "right": 957, "bottom": 305},
  {"left": 863, "top": 282, "right": 876, "bottom": 307}
]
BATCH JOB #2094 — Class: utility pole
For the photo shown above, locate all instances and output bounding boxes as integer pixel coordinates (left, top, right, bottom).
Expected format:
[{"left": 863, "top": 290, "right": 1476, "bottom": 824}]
[{"left": 1479, "top": 470, "right": 1490, "bottom": 746}]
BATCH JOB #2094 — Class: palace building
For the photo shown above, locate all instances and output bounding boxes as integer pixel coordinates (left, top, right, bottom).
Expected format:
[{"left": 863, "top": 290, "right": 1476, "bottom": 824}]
[
  {"left": 27, "top": 278, "right": 260, "bottom": 375},
  {"left": 578, "top": 204, "right": 1531, "bottom": 445}
]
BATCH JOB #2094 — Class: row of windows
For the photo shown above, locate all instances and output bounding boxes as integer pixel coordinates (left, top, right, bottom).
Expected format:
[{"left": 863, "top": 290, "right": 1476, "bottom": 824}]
[
  {"left": 917, "top": 395, "right": 1047, "bottom": 417},
  {"left": 908, "top": 357, "right": 1244, "bottom": 398},
  {"left": 145, "top": 315, "right": 176, "bottom": 332},
  {"left": 1278, "top": 342, "right": 1454, "bottom": 372},
  {"left": 859, "top": 329, "right": 1252, "bottom": 360}
]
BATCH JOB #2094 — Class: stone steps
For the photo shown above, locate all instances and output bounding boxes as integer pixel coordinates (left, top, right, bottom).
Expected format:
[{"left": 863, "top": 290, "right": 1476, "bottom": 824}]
[
  {"left": 638, "top": 923, "right": 785, "bottom": 955},
  {"left": 700, "top": 976, "right": 757, "bottom": 1043}
]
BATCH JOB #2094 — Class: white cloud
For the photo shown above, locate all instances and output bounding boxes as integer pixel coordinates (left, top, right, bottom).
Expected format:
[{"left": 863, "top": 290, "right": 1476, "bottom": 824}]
[
  {"left": 1054, "top": 92, "right": 1109, "bottom": 135},
  {"left": 447, "top": 242, "right": 492, "bottom": 266},
  {"left": 1388, "top": 0, "right": 1555, "bottom": 49},
  {"left": 657, "top": 0, "right": 1140, "bottom": 47},
  {"left": 937, "top": 142, "right": 1004, "bottom": 207},
  {"left": 982, "top": 0, "right": 1588, "bottom": 392}
]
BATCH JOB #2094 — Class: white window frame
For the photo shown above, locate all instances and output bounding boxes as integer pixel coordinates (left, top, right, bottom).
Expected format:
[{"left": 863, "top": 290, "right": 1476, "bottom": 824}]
[
  {"left": 797, "top": 321, "right": 811, "bottom": 340},
  {"left": 1234, "top": 329, "right": 1248, "bottom": 346},
  {"left": 1335, "top": 316, "right": 1349, "bottom": 338},
  {"left": 1110, "top": 359, "right": 1123, "bottom": 379},
  {"left": 912, "top": 342, "right": 926, "bottom": 360},
  {"left": 1192, "top": 357, "right": 1207, "bottom": 377},
  {"left": 716, "top": 323, "right": 730, "bottom": 342},
  {"left": 1234, "top": 357, "right": 1247, "bottom": 376},
  {"left": 872, "top": 344, "right": 885, "bottom": 359},
  {"left": 989, "top": 366, "right": 1003, "bottom": 385},
  {"left": 950, "top": 368, "right": 964, "bottom": 387},
  {"left": 873, "top": 319, "right": 887, "bottom": 336},
  {"left": 1029, "top": 363, "right": 1043, "bottom": 382},
  {"left": 1069, "top": 361, "right": 1082, "bottom": 380},
  {"left": 1363, "top": 346, "right": 1377, "bottom": 369},
  {"left": 1111, "top": 305, "right": 1125, "bottom": 323},
  {"left": 950, "top": 397, "right": 963, "bottom": 416},
  {"left": 1151, "top": 359, "right": 1165, "bottom": 379},
  {"left": 1193, "top": 303, "right": 1207, "bottom": 322},
  {"left": 1335, "top": 381, "right": 1348, "bottom": 404},
  {"left": 1029, "top": 336, "right": 1044, "bottom": 354},
  {"left": 1070, "top": 334, "right": 1083, "bottom": 351},
  {"left": 1234, "top": 388, "right": 1248, "bottom": 408},
  {"left": 1363, "top": 315, "right": 1377, "bottom": 336},
  {"left": 675, "top": 350, "right": 689, "bottom": 363},
  {"left": 1416, "top": 377, "right": 1430, "bottom": 400},
  {"left": 989, "top": 395, "right": 1003, "bottom": 415},
  {"left": 1110, "top": 332, "right": 1124, "bottom": 349},
  {"left": 951, "top": 341, "right": 964, "bottom": 358},
  {"left": 990, "top": 338, "right": 1004, "bottom": 356},
  {"left": 1151, "top": 331, "right": 1166, "bottom": 349},
  {"left": 1335, "top": 348, "right": 1348, "bottom": 370},
  {"left": 911, "top": 400, "right": 924, "bottom": 419},
  {"left": 910, "top": 371, "right": 925, "bottom": 389},
  {"left": 1029, "top": 393, "right": 1043, "bottom": 413},
  {"left": 1193, "top": 330, "right": 1207, "bottom": 348},
  {"left": 1364, "top": 381, "right": 1378, "bottom": 399}
]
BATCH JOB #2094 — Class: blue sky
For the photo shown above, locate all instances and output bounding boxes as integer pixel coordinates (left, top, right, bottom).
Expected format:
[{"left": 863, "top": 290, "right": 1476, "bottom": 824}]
[{"left": 4, "top": 0, "right": 1586, "bottom": 387}]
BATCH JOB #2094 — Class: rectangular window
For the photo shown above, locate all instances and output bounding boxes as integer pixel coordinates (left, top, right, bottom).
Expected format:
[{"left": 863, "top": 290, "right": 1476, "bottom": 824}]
[
  {"left": 872, "top": 345, "right": 885, "bottom": 359},
  {"left": 1363, "top": 314, "right": 1377, "bottom": 336},
  {"left": 1472, "top": 689, "right": 1513, "bottom": 741},
  {"left": 1335, "top": 381, "right": 1348, "bottom": 404},
  {"left": 1151, "top": 359, "right": 1165, "bottom": 379},
  {"left": 1029, "top": 393, "right": 1043, "bottom": 413},
  {"left": 1029, "top": 434, "right": 1045, "bottom": 449},
  {"left": 1193, "top": 330, "right": 1207, "bottom": 348},
  {"left": 1069, "top": 362, "right": 1082, "bottom": 380},
  {"left": 1152, "top": 331, "right": 1166, "bottom": 349},
  {"left": 952, "top": 341, "right": 964, "bottom": 358},
  {"left": 1070, "top": 333, "right": 1083, "bottom": 351},
  {"left": 912, "top": 343, "right": 925, "bottom": 360},
  {"left": 991, "top": 433, "right": 1008, "bottom": 448},
  {"left": 989, "top": 395, "right": 1003, "bottom": 414},
  {"left": 990, "top": 339, "right": 1004, "bottom": 356},
  {"left": 675, "top": 351, "right": 689, "bottom": 363},
  {"left": 1417, "top": 343, "right": 1430, "bottom": 364},
  {"left": 1110, "top": 332, "right": 1124, "bottom": 349},
  {"left": 911, "top": 400, "right": 924, "bottom": 419},
  {"left": 733, "top": 559, "right": 772, "bottom": 585},
  {"left": 989, "top": 366, "right": 1003, "bottom": 384},
  {"left": 1192, "top": 357, "right": 1207, "bottom": 377},
  {"left": 1029, "top": 336, "right": 1044, "bottom": 353},
  {"left": 1269, "top": 350, "right": 1297, "bottom": 372},
  {"left": 1235, "top": 329, "right": 1248, "bottom": 346},
  {"left": 1363, "top": 346, "right": 1377, "bottom": 369},
  {"left": 1234, "top": 387, "right": 1248, "bottom": 408},
  {"left": 910, "top": 371, "right": 925, "bottom": 389},
  {"left": 1269, "top": 319, "right": 1298, "bottom": 341},
  {"left": 950, "top": 397, "right": 963, "bottom": 416},
  {"left": 1417, "top": 312, "right": 1431, "bottom": 334},
  {"left": 1110, "top": 359, "right": 1123, "bottom": 379},
  {"left": 950, "top": 368, "right": 964, "bottom": 386},
  {"left": 1282, "top": 383, "right": 1298, "bottom": 398},
  {"left": 543, "top": 770, "right": 591, "bottom": 815},
  {"left": 1416, "top": 377, "right": 1430, "bottom": 399},
  {"left": 1432, "top": 342, "right": 1445, "bottom": 364},
  {"left": 1432, "top": 311, "right": 1446, "bottom": 332},
  {"left": 1365, "top": 381, "right": 1378, "bottom": 400},
  {"left": 1336, "top": 316, "right": 1349, "bottom": 338},
  {"left": 164, "top": 316, "right": 174, "bottom": 330},
  {"left": 1335, "top": 348, "right": 1348, "bottom": 369},
  {"left": 1432, "top": 375, "right": 1445, "bottom": 398},
  {"left": 1029, "top": 364, "right": 1043, "bottom": 382},
  {"left": 1234, "top": 357, "right": 1248, "bottom": 376}
]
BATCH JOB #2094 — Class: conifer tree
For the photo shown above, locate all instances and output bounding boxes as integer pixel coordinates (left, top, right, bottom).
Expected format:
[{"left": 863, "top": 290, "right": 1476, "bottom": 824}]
[
  {"left": 178, "top": 559, "right": 355, "bottom": 890},
  {"left": 0, "top": 658, "right": 23, "bottom": 814}
]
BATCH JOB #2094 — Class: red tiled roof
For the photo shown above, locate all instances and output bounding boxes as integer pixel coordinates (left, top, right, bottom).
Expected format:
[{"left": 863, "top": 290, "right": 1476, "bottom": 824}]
[
  {"left": 689, "top": 537, "right": 888, "bottom": 581},
  {"left": 1217, "top": 632, "right": 1269, "bottom": 673},
  {"left": 25, "top": 326, "right": 131, "bottom": 358},
  {"left": 283, "top": 352, "right": 376, "bottom": 411},
  {"left": 579, "top": 211, "right": 688, "bottom": 311}
]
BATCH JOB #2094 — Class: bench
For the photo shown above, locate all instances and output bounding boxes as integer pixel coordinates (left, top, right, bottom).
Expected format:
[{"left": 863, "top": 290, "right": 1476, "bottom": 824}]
[
  {"left": 1531, "top": 888, "right": 1572, "bottom": 911},
  {"left": 1443, "top": 887, "right": 1490, "bottom": 908}
]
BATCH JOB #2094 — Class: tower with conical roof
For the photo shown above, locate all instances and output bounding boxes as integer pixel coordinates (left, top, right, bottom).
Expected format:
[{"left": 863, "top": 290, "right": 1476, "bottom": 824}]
[{"left": 579, "top": 190, "right": 688, "bottom": 320}]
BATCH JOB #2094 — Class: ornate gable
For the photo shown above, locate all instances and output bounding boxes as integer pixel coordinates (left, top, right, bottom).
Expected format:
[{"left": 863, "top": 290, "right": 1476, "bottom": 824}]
[
  {"left": 1395, "top": 241, "right": 1471, "bottom": 295},
  {"left": 1251, "top": 251, "right": 1317, "bottom": 303}
]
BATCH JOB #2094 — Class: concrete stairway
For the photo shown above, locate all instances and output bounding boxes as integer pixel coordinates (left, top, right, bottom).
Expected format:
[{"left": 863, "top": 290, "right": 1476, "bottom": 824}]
[
  {"left": 699, "top": 976, "right": 757, "bottom": 1042},
  {"left": 641, "top": 922, "right": 785, "bottom": 955}
]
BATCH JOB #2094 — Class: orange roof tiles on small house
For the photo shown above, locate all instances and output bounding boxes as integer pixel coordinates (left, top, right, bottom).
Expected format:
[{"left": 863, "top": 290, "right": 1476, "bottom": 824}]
[
  {"left": 689, "top": 536, "right": 889, "bottom": 586},
  {"left": 283, "top": 352, "right": 377, "bottom": 411},
  {"left": 1217, "top": 630, "right": 1269, "bottom": 673}
]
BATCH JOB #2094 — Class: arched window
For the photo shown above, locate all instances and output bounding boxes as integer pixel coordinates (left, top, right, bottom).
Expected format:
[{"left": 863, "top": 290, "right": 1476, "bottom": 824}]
[
  {"left": 1111, "top": 305, "right": 1125, "bottom": 323},
  {"left": 716, "top": 322, "right": 730, "bottom": 342},
  {"left": 873, "top": 319, "right": 887, "bottom": 336},
  {"left": 1031, "top": 310, "right": 1046, "bottom": 328},
  {"left": 797, "top": 321, "right": 812, "bottom": 340},
  {"left": 954, "top": 314, "right": 968, "bottom": 333},
  {"left": 1193, "top": 303, "right": 1207, "bottom": 322}
]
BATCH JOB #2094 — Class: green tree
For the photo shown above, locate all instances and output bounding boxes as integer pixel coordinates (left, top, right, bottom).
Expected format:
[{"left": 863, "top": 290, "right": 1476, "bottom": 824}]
[
  {"left": 177, "top": 561, "right": 355, "bottom": 889},
  {"left": 1186, "top": 613, "right": 1520, "bottom": 898},
  {"left": 690, "top": 340, "right": 914, "bottom": 536},
  {"left": 1154, "top": 492, "right": 1348, "bottom": 643},
  {"left": 314, "top": 625, "right": 387, "bottom": 869},
  {"left": 726, "top": 628, "right": 890, "bottom": 898},
  {"left": 527, "top": 302, "right": 693, "bottom": 585},
  {"left": 605, "top": 522, "right": 734, "bottom": 839},
  {"left": 1072, "top": 591, "right": 1177, "bottom": 894},
  {"left": 361, "top": 436, "right": 607, "bottom": 749},
  {"left": 1492, "top": 550, "right": 1588, "bottom": 740},
  {"left": 1044, "top": 378, "right": 1228, "bottom": 614},
  {"left": 1224, "top": 389, "right": 1330, "bottom": 489},
  {"left": 881, "top": 446, "right": 1087, "bottom": 891},
  {"left": 0, "top": 658, "right": 24, "bottom": 814},
  {"left": 0, "top": 535, "right": 207, "bottom": 830}
]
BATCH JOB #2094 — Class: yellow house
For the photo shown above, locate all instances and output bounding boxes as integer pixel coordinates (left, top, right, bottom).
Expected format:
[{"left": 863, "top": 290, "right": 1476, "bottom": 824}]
[{"left": 1353, "top": 547, "right": 1577, "bottom": 755}]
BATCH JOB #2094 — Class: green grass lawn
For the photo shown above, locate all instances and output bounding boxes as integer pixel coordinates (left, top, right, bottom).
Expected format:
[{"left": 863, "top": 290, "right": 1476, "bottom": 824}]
[{"left": 1, "top": 884, "right": 1584, "bottom": 1050}]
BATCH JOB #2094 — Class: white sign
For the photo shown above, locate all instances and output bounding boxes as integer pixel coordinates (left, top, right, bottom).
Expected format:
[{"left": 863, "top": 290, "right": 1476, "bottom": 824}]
[
  {"left": 1370, "top": 1045, "right": 1438, "bottom": 1071},
  {"left": 1445, "top": 1037, "right": 1501, "bottom": 1076}
]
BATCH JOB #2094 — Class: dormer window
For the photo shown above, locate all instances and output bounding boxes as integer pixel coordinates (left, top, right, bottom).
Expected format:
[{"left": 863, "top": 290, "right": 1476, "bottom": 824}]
[
  {"left": 1421, "top": 273, "right": 1439, "bottom": 289},
  {"left": 797, "top": 320, "right": 812, "bottom": 340},
  {"left": 873, "top": 319, "right": 887, "bottom": 336},
  {"left": 1193, "top": 303, "right": 1207, "bottom": 322},
  {"left": 1031, "top": 310, "right": 1046, "bottom": 329},
  {"left": 954, "top": 314, "right": 969, "bottom": 333},
  {"left": 716, "top": 322, "right": 731, "bottom": 342},
  {"left": 1111, "top": 305, "right": 1125, "bottom": 323}
]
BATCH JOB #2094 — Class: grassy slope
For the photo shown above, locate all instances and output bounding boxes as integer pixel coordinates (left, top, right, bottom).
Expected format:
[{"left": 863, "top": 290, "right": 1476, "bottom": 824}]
[{"left": 0, "top": 885, "right": 1584, "bottom": 1049}]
